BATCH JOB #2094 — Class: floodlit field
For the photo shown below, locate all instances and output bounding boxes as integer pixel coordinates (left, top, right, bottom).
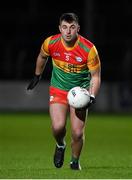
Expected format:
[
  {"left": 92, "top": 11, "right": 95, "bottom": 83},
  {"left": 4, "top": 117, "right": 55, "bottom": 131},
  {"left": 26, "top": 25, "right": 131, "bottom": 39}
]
[{"left": 0, "top": 112, "right": 132, "bottom": 179}]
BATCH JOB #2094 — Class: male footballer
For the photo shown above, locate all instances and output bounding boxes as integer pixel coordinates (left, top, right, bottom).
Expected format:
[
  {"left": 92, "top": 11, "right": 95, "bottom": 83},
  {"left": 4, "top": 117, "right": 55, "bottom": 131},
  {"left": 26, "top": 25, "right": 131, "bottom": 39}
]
[{"left": 27, "top": 12, "right": 101, "bottom": 170}]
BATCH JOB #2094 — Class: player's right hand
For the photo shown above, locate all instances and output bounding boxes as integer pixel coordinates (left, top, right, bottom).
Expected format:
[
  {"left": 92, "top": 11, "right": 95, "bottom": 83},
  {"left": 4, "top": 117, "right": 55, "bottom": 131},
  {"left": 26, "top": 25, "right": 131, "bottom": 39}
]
[{"left": 27, "top": 74, "right": 41, "bottom": 90}]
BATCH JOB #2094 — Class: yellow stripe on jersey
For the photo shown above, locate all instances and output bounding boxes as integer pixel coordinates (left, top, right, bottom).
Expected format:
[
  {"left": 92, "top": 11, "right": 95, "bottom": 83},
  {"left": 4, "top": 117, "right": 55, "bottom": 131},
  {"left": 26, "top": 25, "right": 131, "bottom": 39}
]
[
  {"left": 41, "top": 36, "right": 52, "bottom": 56},
  {"left": 87, "top": 45, "right": 101, "bottom": 71},
  {"left": 53, "top": 59, "right": 88, "bottom": 73}
]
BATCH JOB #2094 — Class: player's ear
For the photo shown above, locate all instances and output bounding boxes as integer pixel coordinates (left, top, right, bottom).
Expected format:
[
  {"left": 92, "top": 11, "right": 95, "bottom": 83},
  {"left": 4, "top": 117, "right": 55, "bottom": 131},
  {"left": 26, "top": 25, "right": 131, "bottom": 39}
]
[
  {"left": 77, "top": 25, "right": 80, "bottom": 32},
  {"left": 59, "top": 25, "right": 61, "bottom": 33}
]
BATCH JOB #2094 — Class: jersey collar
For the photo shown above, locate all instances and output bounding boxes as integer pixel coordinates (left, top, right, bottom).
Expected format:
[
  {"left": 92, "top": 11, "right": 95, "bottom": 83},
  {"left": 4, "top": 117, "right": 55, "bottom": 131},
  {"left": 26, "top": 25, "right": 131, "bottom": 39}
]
[{"left": 61, "top": 35, "right": 80, "bottom": 51}]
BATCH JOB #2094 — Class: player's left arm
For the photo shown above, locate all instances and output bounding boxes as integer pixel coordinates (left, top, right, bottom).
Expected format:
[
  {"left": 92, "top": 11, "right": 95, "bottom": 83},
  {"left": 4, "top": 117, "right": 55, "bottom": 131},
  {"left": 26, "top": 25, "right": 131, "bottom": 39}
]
[
  {"left": 87, "top": 45, "right": 101, "bottom": 107},
  {"left": 89, "top": 67, "right": 101, "bottom": 97}
]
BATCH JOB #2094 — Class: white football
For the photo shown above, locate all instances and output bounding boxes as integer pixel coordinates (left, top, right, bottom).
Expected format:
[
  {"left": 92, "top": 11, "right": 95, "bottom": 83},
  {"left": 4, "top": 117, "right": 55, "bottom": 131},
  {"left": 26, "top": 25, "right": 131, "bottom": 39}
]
[{"left": 67, "top": 86, "right": 90, "bottom": 108}]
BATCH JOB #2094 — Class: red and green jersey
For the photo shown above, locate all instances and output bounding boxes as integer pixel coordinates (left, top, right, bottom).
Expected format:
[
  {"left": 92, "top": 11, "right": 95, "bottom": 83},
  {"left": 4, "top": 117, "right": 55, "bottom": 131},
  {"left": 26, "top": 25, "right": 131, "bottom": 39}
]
[{"left": 41, "top": 34, "right": 100, "bottom": 91}]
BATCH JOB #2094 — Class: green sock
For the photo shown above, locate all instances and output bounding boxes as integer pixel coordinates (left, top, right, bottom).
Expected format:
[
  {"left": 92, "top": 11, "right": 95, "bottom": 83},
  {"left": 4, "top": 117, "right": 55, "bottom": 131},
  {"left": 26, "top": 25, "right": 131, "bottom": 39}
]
[{"left": 71, "top": 156, "right": 79, "bottom": 163}]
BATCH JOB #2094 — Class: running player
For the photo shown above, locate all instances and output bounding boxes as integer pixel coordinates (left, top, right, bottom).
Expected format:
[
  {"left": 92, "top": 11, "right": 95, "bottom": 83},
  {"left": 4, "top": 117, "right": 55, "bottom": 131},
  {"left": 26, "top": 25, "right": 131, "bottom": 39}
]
[{"left": 27, "top": 12, "right": 101, "bottom": 170}]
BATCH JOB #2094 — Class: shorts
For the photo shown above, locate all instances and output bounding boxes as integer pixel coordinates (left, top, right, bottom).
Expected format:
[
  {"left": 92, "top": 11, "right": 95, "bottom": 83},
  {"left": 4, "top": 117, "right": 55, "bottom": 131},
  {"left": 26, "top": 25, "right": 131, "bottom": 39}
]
[{"left": 49, "top": 86, "right": 68, "bottom": 105}]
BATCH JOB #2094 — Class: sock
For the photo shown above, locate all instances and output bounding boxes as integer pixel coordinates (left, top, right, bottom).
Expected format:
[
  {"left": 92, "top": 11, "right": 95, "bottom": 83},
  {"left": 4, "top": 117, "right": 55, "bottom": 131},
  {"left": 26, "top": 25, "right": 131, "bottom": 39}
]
[
  {"left": 71, "top": 156, "right": 79, "bottom": 163},
  {"left": 56, "top": 140, "right": 66, "bottom": 149}
]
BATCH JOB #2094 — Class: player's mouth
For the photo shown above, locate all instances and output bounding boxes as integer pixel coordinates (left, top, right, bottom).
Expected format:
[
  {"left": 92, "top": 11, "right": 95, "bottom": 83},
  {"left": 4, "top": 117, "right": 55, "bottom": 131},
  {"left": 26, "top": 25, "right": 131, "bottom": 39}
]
[{"left": 66, "top": 35, "right": 72, "bottom": 39}]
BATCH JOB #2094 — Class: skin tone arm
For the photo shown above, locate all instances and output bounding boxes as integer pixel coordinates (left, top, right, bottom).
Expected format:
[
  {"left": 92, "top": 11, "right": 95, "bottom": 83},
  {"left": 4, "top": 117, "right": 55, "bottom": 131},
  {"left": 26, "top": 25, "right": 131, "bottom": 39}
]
[
  {"left": 89, "top": 67, "right": 101, "bottom": 97},
  {"left": 35, "top": 50, "right": 48, "bottom": 75}
]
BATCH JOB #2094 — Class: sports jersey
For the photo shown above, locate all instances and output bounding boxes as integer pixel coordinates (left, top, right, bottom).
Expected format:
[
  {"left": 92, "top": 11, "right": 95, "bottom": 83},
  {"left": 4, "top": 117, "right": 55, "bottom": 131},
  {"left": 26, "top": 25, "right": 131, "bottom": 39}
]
[{"left": 41, "top": 34, "right": 100, "bottom": 91}]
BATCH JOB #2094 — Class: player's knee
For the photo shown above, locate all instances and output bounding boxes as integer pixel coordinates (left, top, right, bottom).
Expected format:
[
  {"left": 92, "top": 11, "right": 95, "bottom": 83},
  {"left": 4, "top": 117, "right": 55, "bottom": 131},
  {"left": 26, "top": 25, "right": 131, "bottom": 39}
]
[
  {"left": 72, "top": 129, "right": 84, "bottom": 141},
  {"left": 52, "top": 122, "right": 65, "bottom": 134}
]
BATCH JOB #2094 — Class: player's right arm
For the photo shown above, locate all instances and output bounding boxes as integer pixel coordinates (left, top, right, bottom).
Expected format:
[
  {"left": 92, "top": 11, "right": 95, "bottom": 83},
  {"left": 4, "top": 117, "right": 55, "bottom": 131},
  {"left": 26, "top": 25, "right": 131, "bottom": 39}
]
[
  {"left": 27, "top": 37, "right": 51, "bottom": 90},
  {"left": 35, "top": 50, "right": 48, "bottom": 76},
  {"left": 35, "top": 36, "right": 52, "bottom": 75},
  {"left": 27, "top": 51, "right": 48, "bottom": 90}
]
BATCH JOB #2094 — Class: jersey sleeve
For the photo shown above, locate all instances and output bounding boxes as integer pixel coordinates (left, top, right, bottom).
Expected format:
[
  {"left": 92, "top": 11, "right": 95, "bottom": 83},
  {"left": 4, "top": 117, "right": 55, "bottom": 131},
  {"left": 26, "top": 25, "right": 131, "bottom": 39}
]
[
  {"left": 41, "top": 36, "right": 52, "bottom": 56},
  {"left": 87, "top": 45, "right": 101, "bottom": 71}
]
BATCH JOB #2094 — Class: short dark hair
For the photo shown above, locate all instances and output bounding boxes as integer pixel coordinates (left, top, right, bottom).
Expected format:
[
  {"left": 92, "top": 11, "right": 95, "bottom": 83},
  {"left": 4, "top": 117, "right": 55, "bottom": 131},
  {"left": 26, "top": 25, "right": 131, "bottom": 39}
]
[{"left": 59, "top": 13, "right": 79, "bottom": 24}]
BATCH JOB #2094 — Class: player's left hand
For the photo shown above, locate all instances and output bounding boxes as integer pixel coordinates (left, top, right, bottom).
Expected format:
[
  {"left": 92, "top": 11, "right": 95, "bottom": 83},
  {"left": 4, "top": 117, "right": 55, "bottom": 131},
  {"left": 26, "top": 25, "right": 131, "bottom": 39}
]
[
  {"left": 76, "top": 95, "right": 96, "bottom": 111},
  {"left": 87, "top": 95, "right": 96, "bottom": 108}
]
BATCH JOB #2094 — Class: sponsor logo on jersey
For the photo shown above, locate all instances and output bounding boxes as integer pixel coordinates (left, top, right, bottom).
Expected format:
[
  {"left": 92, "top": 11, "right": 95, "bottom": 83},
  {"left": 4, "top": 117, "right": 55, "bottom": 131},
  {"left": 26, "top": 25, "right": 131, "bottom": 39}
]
[
  {"left": 53, "top": 52, "right": 60, "bottom": 57},
  {"left": 75, "top": 56, "right": 82, "bottom": 62}
]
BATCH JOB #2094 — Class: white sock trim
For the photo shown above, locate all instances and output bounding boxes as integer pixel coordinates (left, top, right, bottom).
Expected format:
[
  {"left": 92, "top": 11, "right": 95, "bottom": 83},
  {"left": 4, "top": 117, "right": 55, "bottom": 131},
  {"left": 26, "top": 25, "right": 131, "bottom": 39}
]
[{"left": 56, "top": 141, "right": 66, "bottom": 149}]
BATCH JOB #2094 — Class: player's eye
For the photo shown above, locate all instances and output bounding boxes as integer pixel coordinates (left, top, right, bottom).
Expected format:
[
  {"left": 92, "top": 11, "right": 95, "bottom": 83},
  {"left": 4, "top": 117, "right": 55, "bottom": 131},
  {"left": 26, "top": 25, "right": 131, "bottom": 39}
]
[
  {"left": 62, "top": 25, "right": 67, "bottom": 29},
  {"left": 70, "top": 25, "right": 76, "bottom": 29}
]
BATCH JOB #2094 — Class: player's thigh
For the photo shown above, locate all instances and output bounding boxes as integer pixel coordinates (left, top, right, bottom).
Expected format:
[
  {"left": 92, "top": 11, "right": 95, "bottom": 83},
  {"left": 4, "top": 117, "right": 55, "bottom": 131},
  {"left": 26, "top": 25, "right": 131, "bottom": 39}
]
[
  {"left": 50, "top": 103, "right": 68, "bottom": 128},
  {"left": 70, "top": 107, "right": 88, "bottom": 131}
]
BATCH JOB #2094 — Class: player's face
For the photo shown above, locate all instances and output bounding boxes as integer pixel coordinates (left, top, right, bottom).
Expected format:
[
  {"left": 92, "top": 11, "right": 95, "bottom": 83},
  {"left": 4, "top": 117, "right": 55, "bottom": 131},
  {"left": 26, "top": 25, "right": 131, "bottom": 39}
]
[{"left": 59, "top": 21, "right": 80, "bottom": 44}]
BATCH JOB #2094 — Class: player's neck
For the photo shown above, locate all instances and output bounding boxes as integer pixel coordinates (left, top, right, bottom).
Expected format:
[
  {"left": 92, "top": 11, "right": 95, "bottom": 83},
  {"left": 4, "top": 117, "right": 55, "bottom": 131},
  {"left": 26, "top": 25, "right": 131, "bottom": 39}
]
[{"left": 63, "top": 36, "right": 78, "bottom": 48}]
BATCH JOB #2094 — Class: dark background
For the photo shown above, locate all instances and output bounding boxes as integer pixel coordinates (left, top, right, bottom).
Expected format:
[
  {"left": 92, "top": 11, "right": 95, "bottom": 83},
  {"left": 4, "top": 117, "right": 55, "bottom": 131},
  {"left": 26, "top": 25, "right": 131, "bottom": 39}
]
[{"left": 0, "top": 0, "right": 132, "bottom": 82}]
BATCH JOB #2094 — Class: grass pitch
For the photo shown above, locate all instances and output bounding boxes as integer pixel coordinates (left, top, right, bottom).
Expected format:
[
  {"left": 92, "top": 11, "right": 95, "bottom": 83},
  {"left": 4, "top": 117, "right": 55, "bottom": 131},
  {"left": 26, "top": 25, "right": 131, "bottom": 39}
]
[{"left": 0, "top": 112, "right": 132, "bottom": 179}]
